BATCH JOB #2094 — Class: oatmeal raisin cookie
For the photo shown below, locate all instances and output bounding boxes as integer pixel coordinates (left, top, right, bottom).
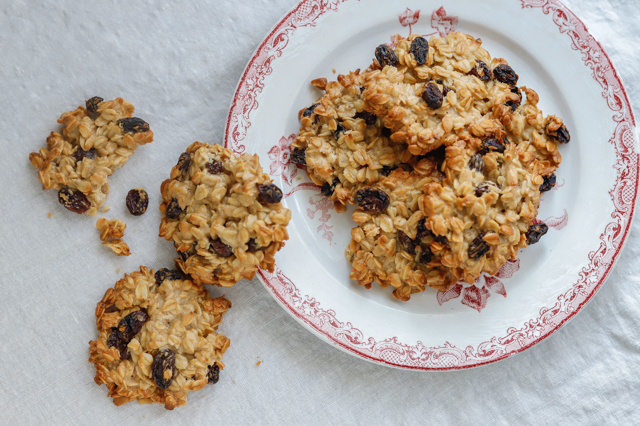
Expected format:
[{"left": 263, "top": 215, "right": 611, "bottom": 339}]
[
  {"left": 159, "top": 142, "right": 291, "bottom": 287},
  {"left": 290, "top": 70, "right": 407, "bottom": 207},
  {"left": 29, "top": 97, "right": 153, "bottom": 216},
  {"left": 346, "top": 165, "right": 458, "bottom": 301},
  {"left": 88, "top": 266, "right": 230, "bottom": 410}
]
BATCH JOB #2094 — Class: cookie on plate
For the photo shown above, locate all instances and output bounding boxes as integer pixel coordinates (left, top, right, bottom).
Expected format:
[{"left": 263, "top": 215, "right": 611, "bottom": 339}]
[
  {"left": 29, "top": 97, "right": 153, "bottom": 216},
  {"left": 290, "top": 70, "right": 407, "bottom": 207},
  {"left": 345, "top": 164, "right": 458, "bottom": 301},
  {"left": 159, "top": 142, "right": 291, "bottom": 287},
  {"left": 88, "top": 266, "right": 231, "bottom": 410}
]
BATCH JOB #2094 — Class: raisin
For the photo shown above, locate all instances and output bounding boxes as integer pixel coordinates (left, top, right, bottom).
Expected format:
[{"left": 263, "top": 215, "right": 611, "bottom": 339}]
[
  {"left": 397, "top": 230, "right": 417, "bottom": 255},
  {"left": 321, "top": 180, "right": 338, "bottom": 197},
  {"left": 375, "top": 44, "right": 398, "bottom": 67},
  {"left": 119, "top": 347, "right": 131, "bottom": 361},
  {"left": 526, "top": 223, "right": 548, "bottom": 245},
  {"left": 418, "top": 249, "right": 433, "bottom": 265},
  {"left": 58, "top": 186, "right": 90, "bottom": 214},
  {"left": 443, "top": 86, "right": 453, "bottom": 96},
  {"left": 107, "top": 329, "right": 130, "bottom": 360},
  {"left": 468, "top": 153, "right": 485, "bottom": 173},
  {"left": 74, "top": 147, "right": 97, "bottom": 162},
  {"left": 428, "top": 145, "right": 447, "bottom": 171},
  {"left": 493, "top": 64, "right": 519, "bottom": 86},
  {"left": 468, "top": 232, "right": 491, "bottom": 259},
  {"left": 126, "top": 188, "right": 149, "bottom": 216},
  {"left": 165, "top": 198, "right": 183, "bottom": 219},
  {"left": 468, "top": 60, "right": 492, "bottom": 81},
  {"left": 355, "top": 111, "right": 377, "bottom": 126},
  {"left": 247, "top": 238, "right": 264, "bottom": 253},
  {"left": 176, "top": 152, "right": 191, "bottom": 176},
  {"left": 117, "top": 117, "right": 150, "bottom": 133},
  {"left": 475, "top": 181, "right": 499, "bottom": 197},
  {"left": 540, "top": 174, "right": 556, "bottom": 193},
  {"left": 257, "top": 184, "right": 283, "bottom": 204},
  {"left": 207, "top": 363, "right": 220, "bottom": 384},
  {"left": 209, "top": 238, "right": 233, "bottom": 257},
  {"left": 416, "top": 218, "right": 430, "bottom": 239},
  {"left": 155, "top": 268, "right": 183, "bottom": 285},
  {"left": 546, "top": 123, "right": 571, "bottom": 144},
  {"left": 107, "top": 329, "right": 124, "bottom": 350},
  {"left": 480, "top": 138, "right": 505, "bottom": 154},
  {"left": 152, "top": 348, "right": 176, "bottom": 389},
  {"left": 409, "top": 36, "right": 429, "bottom": 65},
  {"left": 380, "top": 165, "right": 396, "bottom": 176},
  {"left": 117, "top": 310, "right": 149, "bottom": 341},
  {"left": 433, "top": 234, "right": 449, "bottom": 245},
  {"left": 291, "top": 148, "right": 306, "bottom": 166},
  {"left": 301, "top": 103, "right": 319, "bottom": 120},
  {"left": 422, "top": 82, "right": 443, "bottom": 109},
  {"left": 334, "top": 122, "right": 345, "bottom": 139},
  {"left": 381, "top": 127, "right": 392, "bottom": 138},
  {"left": 506, "top": 100, "right": 519, "bottom": 111},
  {"left": 85, "top": 96, "right": 103, "bottom": 113},
  {"left": 354, "top": 188, "right": 390, "bottom": 213},
  {"left": 177, "top": 242, "right": 197, "bottom": 261},
  {"left": 205, "top": 159, "right": 223, "bottom": 174}
]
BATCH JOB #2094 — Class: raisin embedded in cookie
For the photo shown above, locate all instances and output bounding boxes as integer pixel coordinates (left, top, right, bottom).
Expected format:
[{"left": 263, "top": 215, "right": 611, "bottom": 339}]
[
  {"left": 88, "top": 266, "right": 231, "bottom": 410},
  {"left": 159, "top": 142, "right": 291, "bottom": 287},
  {"left": 345, "top": 166, "right": 458, "bottom": 301},
  {"left": 29, "top": 97, "right": 153, "bottom": 216}
]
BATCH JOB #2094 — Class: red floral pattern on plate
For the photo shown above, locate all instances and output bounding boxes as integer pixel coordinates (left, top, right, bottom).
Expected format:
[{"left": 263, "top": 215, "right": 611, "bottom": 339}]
[
  {"left": 226, "top": 0, "right": 638, "bottom": 369},
  {"left": 307, "top": 194, "right": 335, "bottom": 243}
]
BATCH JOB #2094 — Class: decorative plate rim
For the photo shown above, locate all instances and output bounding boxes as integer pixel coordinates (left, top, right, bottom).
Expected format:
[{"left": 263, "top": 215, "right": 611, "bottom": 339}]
[{"left": 224, "top": 0, "right": 639, "bottom": 370}]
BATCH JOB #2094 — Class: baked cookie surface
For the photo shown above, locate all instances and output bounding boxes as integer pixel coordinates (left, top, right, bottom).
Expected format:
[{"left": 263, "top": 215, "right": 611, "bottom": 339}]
[
  {"left": 88, "top": 266, "right": 231, "bottom": 410},
  {"left": 29, "top": 97, "right": 154, "bottom": 216},
  {"left": 159, "top": 142, "right": 291, "bottom": 287}
]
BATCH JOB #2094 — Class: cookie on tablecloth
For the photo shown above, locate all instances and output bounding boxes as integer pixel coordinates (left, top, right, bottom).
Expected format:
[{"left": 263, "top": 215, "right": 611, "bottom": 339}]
[
  {"left": 88, "top": 266, "right": 230, "bottom": 410},
  {"left": 159, "top": 142, "right": 291, "bottom": 287},
  {"left": 29, "top": 97, "right": 153, "bottom": 216}
]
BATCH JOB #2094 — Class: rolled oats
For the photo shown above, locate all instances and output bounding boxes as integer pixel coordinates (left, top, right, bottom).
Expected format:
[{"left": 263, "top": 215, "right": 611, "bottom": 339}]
[
  {"left": 88, "top": 266, "right": 231, "bottom": 410},
  {"left": 29, "top": 97, "right": 153, "bottom": 216},
  {"left": 159, "top": 142, "right": 291, "bottom": 287}
]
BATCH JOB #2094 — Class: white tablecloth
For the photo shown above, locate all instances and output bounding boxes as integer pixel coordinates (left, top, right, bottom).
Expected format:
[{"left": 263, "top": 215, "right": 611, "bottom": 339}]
[{"left": 1, "top": 0, "right": 639, "bottom": 424}]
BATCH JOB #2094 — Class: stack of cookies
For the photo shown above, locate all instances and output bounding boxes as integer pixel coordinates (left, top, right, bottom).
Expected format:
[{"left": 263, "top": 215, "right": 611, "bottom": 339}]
[{"left": 290, "top": 32, "right": 568, "bottom": 301}]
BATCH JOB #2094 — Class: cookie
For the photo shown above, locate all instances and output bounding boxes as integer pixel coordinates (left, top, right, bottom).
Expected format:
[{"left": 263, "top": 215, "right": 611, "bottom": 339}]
[
  {"left": 290, "top": 70, "right": 408, "bottom": 207},
  {"left": 345, "top": 165, "right": 458, "bottom": 301},
  {"left": 159, "top": 142, "right": 291, "bottom": 287},
  {"left": 96, "top": 218, "right": 131, "bottom": 256},
  {"left": 88, "top": 266, "right": 231, "bottom": 410},
  {"left": 29, "top": 97, "right": 153, "bottom": 216}
]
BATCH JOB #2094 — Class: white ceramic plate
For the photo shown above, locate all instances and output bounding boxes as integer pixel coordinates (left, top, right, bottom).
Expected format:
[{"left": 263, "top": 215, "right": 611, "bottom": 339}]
[{"left": 224, "top": 0, "right": 638, "bottom": 370}]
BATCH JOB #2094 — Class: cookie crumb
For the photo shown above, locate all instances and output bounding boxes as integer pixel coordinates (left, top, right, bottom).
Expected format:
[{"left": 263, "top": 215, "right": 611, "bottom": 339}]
[
  {"left": 101, "top": 239, "right": 131, "bottom": 256},
  {"left": 256, "top": 361, "right": 261, "bottom": 366},
  {"left": 96, "top": 218, "right": 126, "bottom": 241},
  {"left": 117, "top": 268, "right": 120, "bottom": 273},
  {"left": 101, "top": 205, "right": 111, "bottom": 213},
  {"left": 47, "top": 212, "right": 52, "bottom": 218},
  {"left": 332, "top": 68, "right": 336, "bottom": 73}
]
